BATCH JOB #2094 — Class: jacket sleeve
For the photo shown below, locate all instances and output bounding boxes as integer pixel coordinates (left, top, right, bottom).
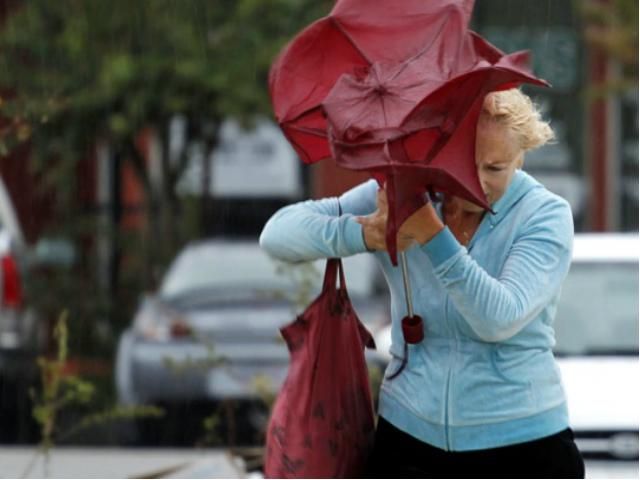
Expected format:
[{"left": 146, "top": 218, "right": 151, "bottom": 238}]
[
  {"left": 421, "top": 197, "right": 574, "bottom": 342},
  {"left": 259, "top": 179, "right": 378, "bottom": 262}
]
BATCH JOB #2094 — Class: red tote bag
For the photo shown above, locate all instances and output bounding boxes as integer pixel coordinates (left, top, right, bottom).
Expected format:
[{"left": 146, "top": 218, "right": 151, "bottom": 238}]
[{"left": 264, "top": 258, "right": 377, "bottom": 478}]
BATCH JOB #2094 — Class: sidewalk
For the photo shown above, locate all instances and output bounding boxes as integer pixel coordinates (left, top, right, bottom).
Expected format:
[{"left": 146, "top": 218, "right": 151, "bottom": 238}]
[{"left": 0, "top": 447, "right": 250, "bottom": 479}]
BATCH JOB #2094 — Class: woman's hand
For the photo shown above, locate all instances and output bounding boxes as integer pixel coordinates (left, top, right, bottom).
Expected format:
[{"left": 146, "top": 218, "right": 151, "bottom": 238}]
[
  {"left": 355, "top": 189, "right": 420, "bottom": 252},
  {"left": 398, "top": 201, "right": 444, "bottom": 245}
]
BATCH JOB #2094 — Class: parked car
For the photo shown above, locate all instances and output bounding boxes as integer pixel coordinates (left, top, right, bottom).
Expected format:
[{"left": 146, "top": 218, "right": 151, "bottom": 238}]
[
  {"left": 0, "top": 174, "right": 41, "bottom": 443},
  {"left": 374, "top": 233, "right": 639, "bottom": 477},
  {"left": 115, "top": 239, "right": 390, "bottom": 445}
]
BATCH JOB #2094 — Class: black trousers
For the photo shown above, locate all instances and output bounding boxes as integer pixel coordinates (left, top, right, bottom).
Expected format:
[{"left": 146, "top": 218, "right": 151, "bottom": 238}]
[{"left": 365, "top": 417, "right": 585, "bottom": 479}]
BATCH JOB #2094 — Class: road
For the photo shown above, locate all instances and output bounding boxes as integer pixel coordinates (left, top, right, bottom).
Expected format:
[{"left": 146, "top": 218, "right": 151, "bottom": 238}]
[
  {"left": 0, "top": 447, "right": 636, "bottom": 479},
  {"left": 0, "top": 447, "right": 253, "bottom": 479}
]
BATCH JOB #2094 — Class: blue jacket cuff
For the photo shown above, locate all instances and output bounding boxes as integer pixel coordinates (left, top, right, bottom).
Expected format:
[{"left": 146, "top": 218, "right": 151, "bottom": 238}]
[
  {"left": 420, "top": 227, "right": 461, "bottom": 268},
  {"left": 344, "top": 217, "right": 369, "bottom": 255}
]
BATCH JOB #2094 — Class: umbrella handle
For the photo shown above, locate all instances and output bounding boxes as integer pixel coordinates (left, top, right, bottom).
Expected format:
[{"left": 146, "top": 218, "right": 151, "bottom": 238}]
[
  {"left": 386, "top": 252, "right": 425, "bottom": 381},
  {"left": 400, "top": 251, "right": 414, "bottom": 318}
]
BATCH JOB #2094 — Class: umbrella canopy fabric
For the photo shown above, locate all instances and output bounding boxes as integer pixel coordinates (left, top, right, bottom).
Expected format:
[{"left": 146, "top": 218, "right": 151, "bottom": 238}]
[{"left": 269, "top": 0, "right": 548, "bottom": 264}]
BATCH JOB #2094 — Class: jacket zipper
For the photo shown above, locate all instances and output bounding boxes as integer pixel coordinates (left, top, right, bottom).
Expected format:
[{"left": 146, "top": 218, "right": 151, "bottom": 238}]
[
  {"left": 444, "top": 214, "right": 495, "bottom": 450},
  {"left": 440, "top": 206, "right": 489, "bottom": 451},
  {"left": 443, "top": 296, "right": 457, "bottom": 451},
  {"left": 443, "top": 357, "right": 453, "bottom": 450}
]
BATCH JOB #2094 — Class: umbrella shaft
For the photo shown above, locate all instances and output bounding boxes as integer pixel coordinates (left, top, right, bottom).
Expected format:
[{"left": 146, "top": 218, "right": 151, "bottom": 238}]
[{"left": 400, "top": 252, "right": 414, "bottom": 318}]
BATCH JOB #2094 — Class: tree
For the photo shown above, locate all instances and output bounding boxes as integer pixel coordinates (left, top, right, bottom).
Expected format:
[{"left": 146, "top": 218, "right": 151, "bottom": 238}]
[
  {"left": 0, "top": 0, "right": 331, "bottom": 334},
  {"left": 578, "top": 0, "right": 638, "bottom": 95}
]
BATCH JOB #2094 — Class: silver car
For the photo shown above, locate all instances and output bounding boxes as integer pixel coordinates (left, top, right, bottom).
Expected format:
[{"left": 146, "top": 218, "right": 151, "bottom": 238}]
[{"left": 115, "top": 239, "right": 390, "bottom": 444}]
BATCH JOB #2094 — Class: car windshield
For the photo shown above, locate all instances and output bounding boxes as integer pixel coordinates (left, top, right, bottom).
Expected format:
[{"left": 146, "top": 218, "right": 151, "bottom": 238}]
[
  {"left": 159, "top": 242, "right": 379, "bottom": 304},
  {"left": 554, "top": 261, "right": 639, "bottom": 356}
]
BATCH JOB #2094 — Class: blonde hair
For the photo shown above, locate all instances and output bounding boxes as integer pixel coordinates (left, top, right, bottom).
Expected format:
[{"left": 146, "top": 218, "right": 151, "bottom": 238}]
[{"left": 481, "top": 89, "right": 555, "bottom": 152}]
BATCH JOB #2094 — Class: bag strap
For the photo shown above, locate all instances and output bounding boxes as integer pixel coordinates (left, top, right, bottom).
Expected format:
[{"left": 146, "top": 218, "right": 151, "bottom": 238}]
[
  {"left": 321, "top": 257, "right": 347, "bottom": 294},
  {"left": 321, "top": 199, "right": 347, "bottom": 293},
  {"left": 337, "top": 258, "right": 346, "bottom": 293}
]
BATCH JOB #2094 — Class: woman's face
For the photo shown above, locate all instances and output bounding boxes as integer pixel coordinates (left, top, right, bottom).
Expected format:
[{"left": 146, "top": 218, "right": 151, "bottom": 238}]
[{"left": 456, "top": 117, "right": 523, "bottom": 213}]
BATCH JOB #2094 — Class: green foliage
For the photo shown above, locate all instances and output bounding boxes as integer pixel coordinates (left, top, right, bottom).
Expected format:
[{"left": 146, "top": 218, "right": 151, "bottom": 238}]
[
  {"left": 24, "top": 312, "right": 165, "bottom": 477},
  {"left": 58, "top": 405, "right": 165, "bottom": 442},
  {"left": 0, "top": 0, "right": 332, "bottom": 162},
  {"left": 198, "top": 409, "right": 223, "bottom": 447},
  {"left": 1, "top": 1, "right": 337, "bottom": 453},
  {"left": 30, "top": 312, "right": 91, "bottom": 454},
  {"left": 0, "top": 0, "right": 332, "bottom": 351},
  {"left": 577, "top": 0, "right": 638, "bottom": 95}
]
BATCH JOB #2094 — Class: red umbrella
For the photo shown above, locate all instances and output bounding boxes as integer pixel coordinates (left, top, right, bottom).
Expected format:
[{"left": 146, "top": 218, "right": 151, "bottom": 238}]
[
  {"left": 270, "top": 0, "right": 549, "bottom": 376},
  {"left": 269, "top": 0, "right": 548, "bottom": 265}
]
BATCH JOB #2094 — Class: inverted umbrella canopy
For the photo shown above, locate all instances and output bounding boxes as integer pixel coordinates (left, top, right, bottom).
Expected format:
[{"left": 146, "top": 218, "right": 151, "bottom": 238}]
[{"left": 269, "top": 0, "right": 548, "bottom": 264}]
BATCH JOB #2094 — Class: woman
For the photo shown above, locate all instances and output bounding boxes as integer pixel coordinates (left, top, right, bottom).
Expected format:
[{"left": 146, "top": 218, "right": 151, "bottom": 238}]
[{"left": 260, "top": 89, "right": 585, "bottom": 478}]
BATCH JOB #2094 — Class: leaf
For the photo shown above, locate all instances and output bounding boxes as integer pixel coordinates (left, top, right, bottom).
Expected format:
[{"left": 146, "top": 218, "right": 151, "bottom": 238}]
[{"left": 59, "top": 404, "right": 165, "bottom": 441}]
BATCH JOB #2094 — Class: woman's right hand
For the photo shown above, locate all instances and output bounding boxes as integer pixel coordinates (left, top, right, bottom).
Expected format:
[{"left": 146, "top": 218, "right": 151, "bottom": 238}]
[{"left": 355, "top": 188, "right": 415, "bottom": 252}]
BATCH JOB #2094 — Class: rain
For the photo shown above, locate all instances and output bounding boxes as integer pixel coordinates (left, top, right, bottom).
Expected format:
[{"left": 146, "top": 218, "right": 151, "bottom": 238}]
[{"left": 0, "top": 0, "right": 637, "bottom": 478}]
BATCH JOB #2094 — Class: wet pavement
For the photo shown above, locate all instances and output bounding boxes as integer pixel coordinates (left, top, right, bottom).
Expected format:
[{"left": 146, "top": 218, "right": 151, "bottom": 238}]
[
  {"left": 0, "top": 447, "right": 636, "bottom": 478},
  {"left": 0, "top": 447, "right": 253, "bottom": 479}
]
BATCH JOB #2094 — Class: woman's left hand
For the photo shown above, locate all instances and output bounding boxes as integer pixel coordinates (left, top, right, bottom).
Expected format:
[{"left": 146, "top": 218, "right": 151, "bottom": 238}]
[{"left": 398, "top": 199, "right": 444, "bottom": 246}]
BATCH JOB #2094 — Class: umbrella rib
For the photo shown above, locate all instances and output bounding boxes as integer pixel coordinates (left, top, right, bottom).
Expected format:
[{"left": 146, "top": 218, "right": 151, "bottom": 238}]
[
  {"left": 342, "top": 96, "right": 385, "bottom": 138},
  {"left": 379, "top": 95, "right": 389, "bottom": 127},
  {"left": 287, "top": 124, "right": 327, "bottom": 138},
  {"left": 389, "top": 15, "right": 451, "bottom": 83},
  {"left": 329, "top": 17, "right": 373, "bottom": 66},
  {"left": 368, "top": 65, "right": 390, "bottom": 127}
]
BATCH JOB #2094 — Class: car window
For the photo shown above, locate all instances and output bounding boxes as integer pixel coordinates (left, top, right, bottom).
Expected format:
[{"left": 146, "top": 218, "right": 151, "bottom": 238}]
[
  {"left": 554, "top": 261, "right": 639, "bottom": 356},
  {"left": 159, "top": 243, "right": 379, "bottom": 301}
]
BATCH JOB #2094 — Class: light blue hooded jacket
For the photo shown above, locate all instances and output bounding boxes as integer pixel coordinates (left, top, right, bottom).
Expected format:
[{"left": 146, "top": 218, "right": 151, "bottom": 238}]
[{"left": 259, "top": 169, "right": 574, "bottom": 451}]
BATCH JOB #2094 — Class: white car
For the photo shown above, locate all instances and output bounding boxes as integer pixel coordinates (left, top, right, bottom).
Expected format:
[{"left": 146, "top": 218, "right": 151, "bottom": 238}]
[{"left": 374, "top": 233, "right": 639, "bottom": 477}]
